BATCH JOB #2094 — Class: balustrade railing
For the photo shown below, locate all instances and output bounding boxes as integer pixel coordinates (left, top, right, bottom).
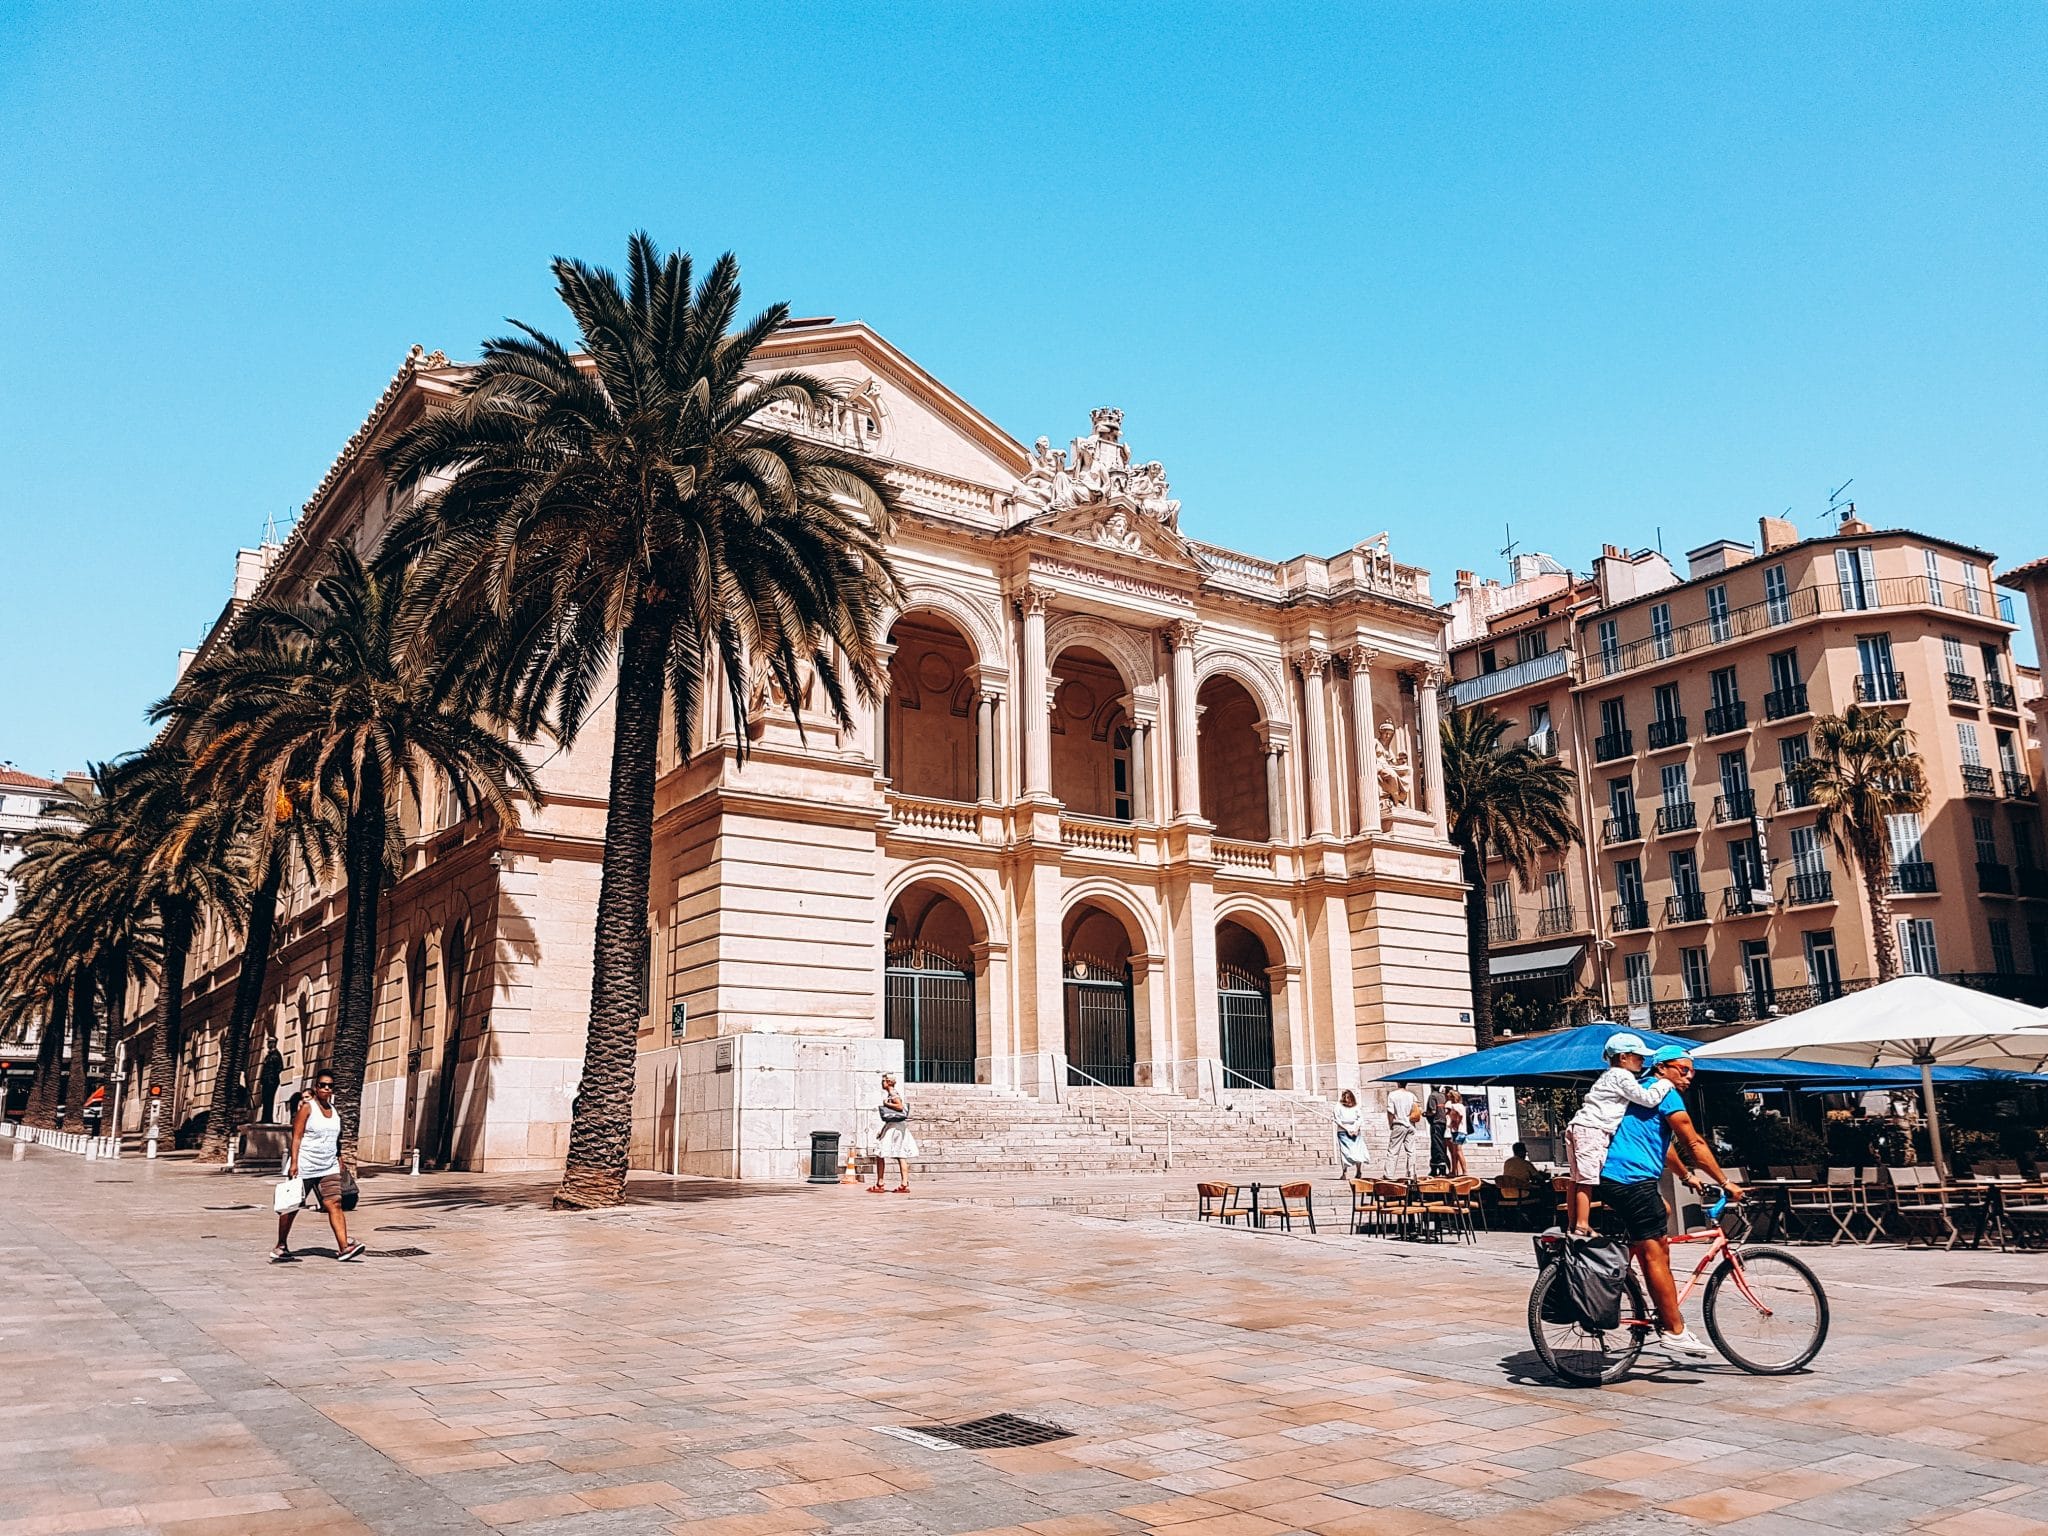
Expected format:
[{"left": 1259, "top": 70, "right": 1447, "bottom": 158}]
[
  {"left": 888, "top": 795, "right": 981, "bottom": 835},
  {"left": 1487, "top": 911, "right": 1521, "bottom": 944},
  {"left": 1703, "top": 700, "right": 1750, "bottom": 736},
  {"left": 1764, "top": 683, "right": 1809, "bottom": 720},
  {"left": 1664, "top": 890, "right": 1707, "bottom": 924},
  {"left": 1947, "top": 671, "right": 1980, "bottom": 703},
  {"left": 1722, "top": 887, "right": 1772, "bottom": 917},
  {"left": 1062, "top": 815, "right": 1138, "bottom": 855},
  {"left": 1654, "top": 800, "right": 1697, "bottom": 835},
  {"left": 1782, "top": 869, "right": 1834, "bottom": 906},
  {"left": 1646, "top": 715, "right": 1689, "bottom": 750},
  {"left": 1602, "top": 812, "right": 1642, "bottom": 845},
  {"left": 1594, "top": 729, "right": 1633, "bottom": 762},
  {"left": 1611, "top": 900, "right": 1650, "bottom": 932},
  {"left": 1773, "top": 780, "right": 1815, "bottom": 812},
  {"left": 2006, "top": 770, "right": 2036, "bottom": 800},
  {"left": 1962, "top": 765, "right": 1997, "bottom": 797},
  {"left": 1713, "top": 789, "right": 1756, "bottom": 823},
  {"left": 1987, "top": 679, "right": 2019, "bottom": 711},
  {"left": 1537, "top": 904, "right": 1578, "bottom": 935},
  {"left": 1889, "top": 860, "right": 1938, "bottom": 894},
  {"left": 1856, "top": 671, "right": 1908, "bottom": 703},
  {"left": 1213, "top": 838, "right": 1276, "bottom": 873}
]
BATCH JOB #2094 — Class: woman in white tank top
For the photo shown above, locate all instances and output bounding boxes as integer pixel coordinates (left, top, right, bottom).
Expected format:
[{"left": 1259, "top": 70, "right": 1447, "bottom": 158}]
[{"left": 273, "top": 1071, "right": 363, "bottom": 1262}]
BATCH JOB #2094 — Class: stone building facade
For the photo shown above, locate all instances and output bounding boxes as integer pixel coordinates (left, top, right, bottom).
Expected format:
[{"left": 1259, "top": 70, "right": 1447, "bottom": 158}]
[
  {"left": 128, "top": 324, "right": 1473, "bottom": 1176},
  {"left": 1444, "top": 512, "right": 2047, "bottom": 1032}
]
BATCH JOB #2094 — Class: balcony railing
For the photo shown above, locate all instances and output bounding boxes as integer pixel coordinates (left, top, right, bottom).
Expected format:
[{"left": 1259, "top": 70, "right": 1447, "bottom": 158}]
[
  {"left": 1773, "top": 780, "right": 1815, "bottom": 811},
  {"left": 1978, "top": 861, "right": 2014, "bottom": 895},
  {"left": 1444, "top": 646, "right": 1571, "bottom": 707},
  {"left": 1574, "top": 574, "right": 2012, "bottom": 684},
  {"left": 1602, "top": 812, "right": 1643, "bottom": 845},
  {"left": 1654, "top": 800, "right": 1697, "bottom": 835},
  {"left": 1783, "top": 869, "right": 1835, "bottom": 906},
  {"left": 1487, "top": 911, "right": 1521, "bottom": 943},
  {"left": 2006, "top": 770, "right": 2036, "bottom": 800},
  {"left": 1611, "top": 900, "right": 1651, "bottom": 933},
  {"left": 1703, "top": 700, "right": 1750, "bottom": 736},
  {"left": 1722, "top": 886, "right": 1773, "bottom": 917},
  {"left": 1946, "top": 671, "right": 1980, "bottom": 703},
  {"left": 1987, "top": 679, "right": 2019, "bottom": 712},
  {"left": 1713, "top": 789, "right": 1756, "bottom": 823},
  {"left": 1643, "top": 716, "right": 1686, "bottom": 751},
  {"left": 2019, "top": 868, "right": 2048, "bottom": 900},
  {"left": 1537, "top": 904, "right": 1578, "bottom": 935},
  {"left": 1594, "top": 729, "right": 1633, "bottom": 762},
  {"left": 1665, "top": 890, "right": 1708, "bottom": 924},
  {"left": 1962, "top": 764, "right": 1997, "bottom": 797},
  {"left": 1889, "top": 860, "right": 1938, "bottom": 894},
  {"left": 1764, "top": 683, "right": 1810, "bottom": 720},
  {"left": 1855, "top": 671, "right": 1908, "bottom": 704}
]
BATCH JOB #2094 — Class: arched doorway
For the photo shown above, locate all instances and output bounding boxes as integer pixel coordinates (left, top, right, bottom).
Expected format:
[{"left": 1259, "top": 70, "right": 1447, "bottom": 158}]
[
  {"left": 1216, "top": 919, "right": 1276, "bottom": 1089},
  {"left": 884, "top": 885, "right": 978, "bottom": 1083},
  {"left": 884, "top": 614, "right": 979, "bottom": 801},
  {"left": 1198, "top": 676, "right": 1270, "bottom": 841},
  {"left": 1063, "top": 902, "right": 1135, "bottom": 1085},
  {"left": 1050, "top": 647, "right": 1133, "bottom": 820}
]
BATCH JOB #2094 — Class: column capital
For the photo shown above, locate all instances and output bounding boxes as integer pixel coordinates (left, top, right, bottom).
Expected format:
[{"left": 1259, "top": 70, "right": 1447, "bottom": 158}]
[
  {"left": 1344, "top": 644, "right": 1380, "bottom": 670},
  {"left": 1419, "top": 662, "right": 1449, "bottom": 689},
  {"left": 1166, "top": 616, "right": 1202, "bottom": 650},
  {"left": 1013, "top": 584, "right": 1051, "bottom": 618},
  {"left": 1291, "top": 646, "right": 1331, "bottom": 679}
]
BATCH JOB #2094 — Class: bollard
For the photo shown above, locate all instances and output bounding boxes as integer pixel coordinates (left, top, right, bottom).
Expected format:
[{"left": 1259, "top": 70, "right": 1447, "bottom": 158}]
[
  {"left": 226, "top": 1138, "right": 237, "bottom": 1172},
  {"left": 85, "top": 1140, "right": 97, "bottom": 1161},
  {"left": 410, "top": 1147, "right": 421, "bottom": 1176},
  {"left": 145, "top": 1135, "right": 158, "bottom": 1160}
]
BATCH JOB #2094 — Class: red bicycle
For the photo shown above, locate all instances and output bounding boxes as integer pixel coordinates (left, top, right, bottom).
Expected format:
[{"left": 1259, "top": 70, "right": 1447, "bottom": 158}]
[{"left": 1529, "top": 1188, "right": 1829, "bottom": 1384}]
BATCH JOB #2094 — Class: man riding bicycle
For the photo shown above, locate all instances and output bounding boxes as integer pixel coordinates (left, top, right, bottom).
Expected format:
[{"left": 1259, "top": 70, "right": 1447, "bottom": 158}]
[{"left": 1597, "top": 1044, "right": 1746, "bottom": 1359}]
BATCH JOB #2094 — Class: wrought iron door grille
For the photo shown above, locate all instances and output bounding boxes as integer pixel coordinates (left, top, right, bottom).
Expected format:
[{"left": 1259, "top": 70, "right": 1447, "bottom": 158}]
[
  {"left": 1064, "top": 954, "right": 1134, "bottom": 1086},
  {"left": 886, "top": 946, "right": 976, "bottom": 1084},
  {"left": 1218, "top": 964, "right": 1276, "bottom": 1089}
]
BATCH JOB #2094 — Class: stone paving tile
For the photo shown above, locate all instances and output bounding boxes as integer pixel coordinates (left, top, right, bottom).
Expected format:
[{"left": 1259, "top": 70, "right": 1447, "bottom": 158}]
[{"left": 8, "top": 1151, "right": 2048, "bottom": 1534}]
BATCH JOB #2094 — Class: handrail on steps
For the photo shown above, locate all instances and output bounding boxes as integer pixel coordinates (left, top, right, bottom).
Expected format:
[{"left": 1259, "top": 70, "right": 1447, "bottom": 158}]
[{"left": 1063, "top": 1064, "right": 1174, "bottom": 1170}]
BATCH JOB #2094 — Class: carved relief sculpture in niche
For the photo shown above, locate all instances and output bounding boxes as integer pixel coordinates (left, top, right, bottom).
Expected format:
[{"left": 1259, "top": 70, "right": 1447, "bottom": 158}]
[{"left": 1376, "top": 718, "right": 1413, "bottom": 818}]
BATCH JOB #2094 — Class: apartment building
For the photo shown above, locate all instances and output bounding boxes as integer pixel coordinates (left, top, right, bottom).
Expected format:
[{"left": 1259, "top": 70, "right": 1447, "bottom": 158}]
[{"left": 1445, "top": 512, "right": 2047, "bottom": 1030}]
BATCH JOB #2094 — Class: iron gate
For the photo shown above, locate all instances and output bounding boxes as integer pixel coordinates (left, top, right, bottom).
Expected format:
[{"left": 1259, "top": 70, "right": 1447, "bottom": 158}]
[
  {"left": 885, "top": 946, "right": 976, "bottom": 1084},
  {"left": 1218, "top": 963, "right": 1276, "bottom": 1089},
  {"left": 1063, "top": 954, "right": 1135, "bottom": 1086}
]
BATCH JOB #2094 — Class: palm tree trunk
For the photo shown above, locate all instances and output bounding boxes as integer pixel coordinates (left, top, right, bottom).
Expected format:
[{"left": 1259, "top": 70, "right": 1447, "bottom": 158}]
[
  {"left": 144, "top": 900, "right": 195, "bottom": 1143},
  {"left": 198, "top": 851, "right": 284, "bottom": 1163},
  {"left": 556, "top": 613, "right": 667, "bottom": 1210},
  {"left": 1461, "top": 846, "right": 1495, "bottom": 1050},
  {"left": 24, "top": 988, "right": 68, "bottom": 1129},
  {"left": 61, "top": 971, "right": 94, "bottom": 1132},
  {"left": 1864, "top": 851, "right": 1903, "bottom": 981},
  {"left": 330, "top": 760, "right": 386, "bottom": 1168}
]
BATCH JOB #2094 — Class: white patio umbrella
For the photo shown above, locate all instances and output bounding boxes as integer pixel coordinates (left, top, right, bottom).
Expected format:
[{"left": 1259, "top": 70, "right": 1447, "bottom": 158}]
[{"left": 1692, "top": 976, "right": 2048, "bottom": 1177}]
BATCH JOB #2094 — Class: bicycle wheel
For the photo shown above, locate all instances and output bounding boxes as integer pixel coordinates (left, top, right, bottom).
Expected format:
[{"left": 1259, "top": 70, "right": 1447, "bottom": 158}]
[
  {"left": 1527, "top": 1262, "right": 1648, "bottom": 1385},
  {"left": 1702, "top": 1245, "right": 1830, "bottom": 1374}
]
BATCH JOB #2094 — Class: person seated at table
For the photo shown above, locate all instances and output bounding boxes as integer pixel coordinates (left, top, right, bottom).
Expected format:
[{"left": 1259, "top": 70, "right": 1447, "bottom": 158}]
[{"left": 1500, "top": 1141, "right": 1538, "bottom": 1189}]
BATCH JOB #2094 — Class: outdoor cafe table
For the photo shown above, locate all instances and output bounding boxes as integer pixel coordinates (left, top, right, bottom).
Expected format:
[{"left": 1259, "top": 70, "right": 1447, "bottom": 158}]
[{"left": 1740, "top": 1179, "right": 1810, "bottom": 1242}]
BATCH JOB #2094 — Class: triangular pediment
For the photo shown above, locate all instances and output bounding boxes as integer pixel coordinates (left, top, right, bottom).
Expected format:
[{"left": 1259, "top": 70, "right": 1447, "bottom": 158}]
[{"left": 1022, "top": 499, "right": 1200, "bottom": 570}]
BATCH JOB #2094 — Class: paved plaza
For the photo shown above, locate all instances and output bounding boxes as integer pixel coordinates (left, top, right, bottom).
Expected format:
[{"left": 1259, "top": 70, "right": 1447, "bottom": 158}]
[{"left": 6, "top": 1148, "right": 2048, "bottom": 1536}]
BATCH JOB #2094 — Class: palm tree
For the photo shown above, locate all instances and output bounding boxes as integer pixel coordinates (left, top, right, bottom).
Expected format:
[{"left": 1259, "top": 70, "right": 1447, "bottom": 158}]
[
  {"left": 168, "top": 544, "right": 539, "bottom": 1163},
  {"left": 384, "top": 233, "right": 903, "bottom": 1209},
  {"left": 1793, "top": 705, "right": 1929, "bottom": 981},
  {"left": 1441, "top": 706, "right": 1581, "bottom": 1050},
  {"left": 0, "top": 918, "right": 67, "bottom": 1129}
]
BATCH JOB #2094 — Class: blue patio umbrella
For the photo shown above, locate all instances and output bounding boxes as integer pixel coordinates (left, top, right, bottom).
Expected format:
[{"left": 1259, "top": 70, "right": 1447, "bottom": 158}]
[{"left": 1373, "top": 1023, "right": 1865, "bottom": 1087}]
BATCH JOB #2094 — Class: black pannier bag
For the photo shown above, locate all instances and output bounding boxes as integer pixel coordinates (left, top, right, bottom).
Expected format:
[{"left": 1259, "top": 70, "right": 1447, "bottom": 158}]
[
  {"left": 1531, "top": 1234, "right": 1577, "bottom": 1324},
  {"left": 1561, "top": 1236, "right": 1629, "bottom": 1330}
]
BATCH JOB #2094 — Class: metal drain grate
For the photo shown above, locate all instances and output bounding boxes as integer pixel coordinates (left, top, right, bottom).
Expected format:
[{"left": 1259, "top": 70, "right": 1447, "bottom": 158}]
[
  {"left": 205, "top": 1203, "right": 256, "bottom": 1211},
  {"left": 373, "top": 1247, "right": 431, "bottom": 1258},
  {"left": 375, "top": 1224, "right": 435, "bottom": 1231},
  {"left": 147, "top": 1402, "right": 221, "bottom": 1416},
  {"left": 1943, "top": 1280, "right": 2048, "bottom": 1294},
  {"left": 887, "top": 1414, "right": 1072, "bottom": 1451}
]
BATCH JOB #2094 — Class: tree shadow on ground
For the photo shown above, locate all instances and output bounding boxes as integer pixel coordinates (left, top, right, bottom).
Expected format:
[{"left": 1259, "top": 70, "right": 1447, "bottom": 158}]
[{"left": 352, "top": 1172, "right": 811, "bottom": 1214}]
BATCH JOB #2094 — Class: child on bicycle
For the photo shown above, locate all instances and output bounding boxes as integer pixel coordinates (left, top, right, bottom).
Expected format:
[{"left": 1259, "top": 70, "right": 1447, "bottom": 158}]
[{"left": 1563, "top": 1031, "right": 1669, "bottom": 1236}]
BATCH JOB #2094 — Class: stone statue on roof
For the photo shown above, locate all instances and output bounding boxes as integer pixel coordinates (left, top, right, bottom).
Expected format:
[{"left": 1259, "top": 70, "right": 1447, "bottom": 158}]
[{"left": 1016, "top": 408, "right": 1179, "bottom": 533}]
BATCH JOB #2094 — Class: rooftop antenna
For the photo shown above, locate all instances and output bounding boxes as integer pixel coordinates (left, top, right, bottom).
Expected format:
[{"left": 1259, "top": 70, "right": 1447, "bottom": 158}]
[
  {"left": 1826, "top": 478, "right": 1855, "bottom": 524},
  {"left": 1500, "top": 521, "right": 1519, "bottom": 572}
]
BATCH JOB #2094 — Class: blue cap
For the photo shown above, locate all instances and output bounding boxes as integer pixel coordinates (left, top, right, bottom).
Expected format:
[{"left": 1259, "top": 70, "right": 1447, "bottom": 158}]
[
  {"left": 1603, "top": 1031, "right": 1650, "bottom": 1061},
  {"left": 1647, "top": 1044, "right": 1692, "bottom": 1068}
]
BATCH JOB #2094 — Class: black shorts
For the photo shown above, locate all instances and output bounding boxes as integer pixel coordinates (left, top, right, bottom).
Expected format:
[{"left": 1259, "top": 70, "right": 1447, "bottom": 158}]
[{"left": 1599, "top": 1177, "right": 1670, "bottom": 1243}]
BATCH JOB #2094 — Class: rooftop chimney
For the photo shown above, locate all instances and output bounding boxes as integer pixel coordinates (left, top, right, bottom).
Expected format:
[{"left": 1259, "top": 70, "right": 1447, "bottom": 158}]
[
  {"left": 1758, "top": 516, "right": 1798, "bottom": 555},
  {"left": 1686, "top": 538, "right": 1755, "bottom": 579}
]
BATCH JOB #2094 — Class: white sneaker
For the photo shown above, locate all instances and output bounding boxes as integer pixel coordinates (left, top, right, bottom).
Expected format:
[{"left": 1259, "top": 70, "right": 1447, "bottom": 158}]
[{"left": 1656, "top": 1328, "right": 1713, "bottom": 1359}]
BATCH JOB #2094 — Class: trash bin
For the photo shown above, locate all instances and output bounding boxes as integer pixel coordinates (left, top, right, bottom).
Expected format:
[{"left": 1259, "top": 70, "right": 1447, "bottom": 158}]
[{"left": 808, "top": 1131, "right": 842, "bottom": 1184}]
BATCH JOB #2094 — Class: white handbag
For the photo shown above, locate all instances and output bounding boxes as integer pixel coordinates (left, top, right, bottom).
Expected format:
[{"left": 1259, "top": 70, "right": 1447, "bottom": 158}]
[{"left": 273, "top": 1177, "right": 305, "bottom": 1214}]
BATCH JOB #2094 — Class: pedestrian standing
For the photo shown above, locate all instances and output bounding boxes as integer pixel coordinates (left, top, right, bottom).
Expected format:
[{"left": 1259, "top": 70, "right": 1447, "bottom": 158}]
[
  {"left": 272, "top": 1069, "right": 363, "bottom": 1262},
  {"left": 1333, "top": 1089, "right": 1371, "bottom": 1179},
  {"left": 1443, "top": 1087, "right": 1470, "bottom": 1177},
  {"left": 868, "top": 1073, "right": 918, "bottom": 1194},
  {"left": 1424, "top": 1087, "right": 1450, "bottom": 1175},
  {"left": 1384, "top": 1082, "right": 1423, "bottom": 1180}
]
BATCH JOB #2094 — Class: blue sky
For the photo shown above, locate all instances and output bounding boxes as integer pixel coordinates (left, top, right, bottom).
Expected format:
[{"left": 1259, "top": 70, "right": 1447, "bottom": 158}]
[{"left": 3, "top": 4, "right": 2043, "bottom": 775}]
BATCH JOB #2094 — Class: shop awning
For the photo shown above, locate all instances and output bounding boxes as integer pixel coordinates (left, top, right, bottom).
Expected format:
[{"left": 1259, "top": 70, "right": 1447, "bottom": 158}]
[{"left": 1486, "top": 943, "right": 1584, "bottom": 980}]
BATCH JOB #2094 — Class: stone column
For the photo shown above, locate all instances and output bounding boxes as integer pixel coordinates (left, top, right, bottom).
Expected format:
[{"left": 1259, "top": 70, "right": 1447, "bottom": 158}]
[
  {"left": 1419, "top": 663, "right": 1448, "bottom": 840},
  {"left": 1262, "top": 739, "right": 1285, "bottom": 842},
  {"left": 1131, "top": 719, "right": 1152, "bottom": 822},
  {"left": 1017, "top": 588, "right": 1052, "bottom": 797},
  {"left": 1168, "top": 618, "right": 1202, "bottom": 821},
  {"left": 1294, "top": 648, "right": 1333, "bottom": 837},
  {"left": 1347, "top": 645, "right": 1382, "bottom": 834},
  {"left": 975, "top": 691, "right": 995, "bottom": 802}
]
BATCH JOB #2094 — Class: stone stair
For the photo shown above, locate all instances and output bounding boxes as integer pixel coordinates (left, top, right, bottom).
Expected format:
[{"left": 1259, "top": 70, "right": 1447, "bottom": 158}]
[{"left": 897, "top": 1082, "right": 1340, "bottom": 1181}]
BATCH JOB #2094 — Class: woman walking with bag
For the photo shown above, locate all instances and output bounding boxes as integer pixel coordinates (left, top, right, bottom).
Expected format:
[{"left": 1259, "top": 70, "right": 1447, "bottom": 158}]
[
  {"left": 868, "top": 1072, "right": 918, "bottom": 1194},
  {"left": 1333, "top": 1089, "right": 1371, "bottom": 1180},
  {"left": 271, "top": 1069, "right": 363, "bottom": 1262}
]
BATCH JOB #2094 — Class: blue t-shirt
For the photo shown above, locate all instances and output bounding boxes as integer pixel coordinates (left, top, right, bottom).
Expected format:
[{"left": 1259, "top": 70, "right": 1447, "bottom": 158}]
[{"left": 1600, "top": 1082, "right": 1682, "bottom": 1185}]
